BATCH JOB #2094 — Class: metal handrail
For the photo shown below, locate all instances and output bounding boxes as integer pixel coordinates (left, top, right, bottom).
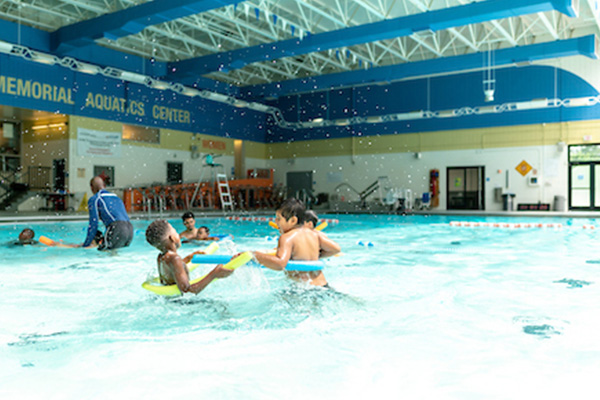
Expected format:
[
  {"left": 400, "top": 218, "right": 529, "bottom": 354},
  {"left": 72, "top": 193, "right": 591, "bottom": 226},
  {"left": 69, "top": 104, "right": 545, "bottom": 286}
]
[{"left": 333, "top": 182, "right": 361, "bottom": 196}]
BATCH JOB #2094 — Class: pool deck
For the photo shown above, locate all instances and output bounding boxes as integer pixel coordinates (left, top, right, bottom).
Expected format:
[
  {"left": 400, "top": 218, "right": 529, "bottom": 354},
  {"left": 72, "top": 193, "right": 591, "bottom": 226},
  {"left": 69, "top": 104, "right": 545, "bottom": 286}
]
[{"left": 1, "top": 208, "right": 599, "bottom": 224}]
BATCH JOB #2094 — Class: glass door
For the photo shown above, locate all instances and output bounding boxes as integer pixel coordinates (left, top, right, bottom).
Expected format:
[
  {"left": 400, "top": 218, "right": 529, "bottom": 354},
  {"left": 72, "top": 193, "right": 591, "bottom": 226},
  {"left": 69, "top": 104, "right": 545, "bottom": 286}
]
[
  {"left": 569, "top": 144, "right": 600, "bottom": 210},
  {"left": 447, "top": 166, "right": 485, "bottom": 210}
]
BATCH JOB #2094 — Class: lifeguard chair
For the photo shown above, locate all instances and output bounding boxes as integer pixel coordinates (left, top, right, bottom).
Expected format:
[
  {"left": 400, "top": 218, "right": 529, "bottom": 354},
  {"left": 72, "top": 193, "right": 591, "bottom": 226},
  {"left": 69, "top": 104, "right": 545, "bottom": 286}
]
[{"left": 190, "top": 154, "right": 234, "bottom": 211}]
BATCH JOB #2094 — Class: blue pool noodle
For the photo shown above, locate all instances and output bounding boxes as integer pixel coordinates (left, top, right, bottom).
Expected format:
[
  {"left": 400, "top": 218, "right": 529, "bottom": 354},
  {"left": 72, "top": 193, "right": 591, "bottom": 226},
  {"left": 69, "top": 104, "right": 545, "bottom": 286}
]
[{"left": 191, "top": 254, "right": 324, "bottom": 272}]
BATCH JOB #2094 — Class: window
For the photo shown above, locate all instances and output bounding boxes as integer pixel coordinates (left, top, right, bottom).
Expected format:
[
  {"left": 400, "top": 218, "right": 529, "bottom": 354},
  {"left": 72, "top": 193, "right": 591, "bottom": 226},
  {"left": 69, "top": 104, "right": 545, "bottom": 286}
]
[
  {"left": 94, "top": 166, "right": 115, "bottom": 187},
  {"left": 122, "top": 124, "right": 160, "bottom": 144},
  {"left": 167, "top": 162, "right": 183, "bottom": 185},
  {"left": 569, "top": 144, "right": 600, "bottom": 163}
]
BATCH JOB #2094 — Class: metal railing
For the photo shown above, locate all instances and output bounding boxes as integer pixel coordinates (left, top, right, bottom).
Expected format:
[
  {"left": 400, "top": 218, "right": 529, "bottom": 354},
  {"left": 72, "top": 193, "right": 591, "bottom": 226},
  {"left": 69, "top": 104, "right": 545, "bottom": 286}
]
[{"left": 0, "top": 165, "right": 52, "bottom": 209}]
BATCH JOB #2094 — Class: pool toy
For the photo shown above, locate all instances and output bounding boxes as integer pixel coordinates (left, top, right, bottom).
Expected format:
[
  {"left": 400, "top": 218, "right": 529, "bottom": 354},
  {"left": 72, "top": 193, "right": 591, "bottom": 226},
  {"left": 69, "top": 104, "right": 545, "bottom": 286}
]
[
  {"left": 358, "top": 241, "right": 374, "bottom": 247},
  {"left": 142, "top": 251, "right": 251, "bottom": 296},
  {"left": 192, "top": 254, "right": 325, "bottom": 272},
  {"left": 228, "top": 216, "right": 339, "bottom": 224},
  {"left": 39, "top": 236, "right": 56, "bottom": 246},
  {"left": 212, "top": 233, "right": 233, "bottom": 240},
  {"left": 315, "top": 221, "right": 328, "bottom": 231},
  {"left": 269, "top": 221, "right": 328, "bottom": 231}
]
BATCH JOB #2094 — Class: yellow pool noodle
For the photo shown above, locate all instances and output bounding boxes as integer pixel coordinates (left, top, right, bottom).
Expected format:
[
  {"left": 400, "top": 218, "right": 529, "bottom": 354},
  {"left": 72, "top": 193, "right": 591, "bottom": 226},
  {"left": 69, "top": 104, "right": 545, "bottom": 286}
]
[
  {"left": 315, "top": 222, "right": 328, "bottom": 231},
  {"left": 270, "top": 221, "right": 328, "bottom": 231},
  {"left": 142, "top": 250, "right": 251, "bottom": 296}
]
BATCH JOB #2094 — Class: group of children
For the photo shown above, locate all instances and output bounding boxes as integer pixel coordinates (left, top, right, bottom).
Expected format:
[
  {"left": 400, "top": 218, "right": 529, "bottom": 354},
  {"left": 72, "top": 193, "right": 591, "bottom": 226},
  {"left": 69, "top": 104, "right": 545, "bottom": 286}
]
[
  {"left": 146, "top": 198, "right": 341, "bottom": 295},
  {"left": 15, "top": 197, "right": 340, "bottom": 296}
]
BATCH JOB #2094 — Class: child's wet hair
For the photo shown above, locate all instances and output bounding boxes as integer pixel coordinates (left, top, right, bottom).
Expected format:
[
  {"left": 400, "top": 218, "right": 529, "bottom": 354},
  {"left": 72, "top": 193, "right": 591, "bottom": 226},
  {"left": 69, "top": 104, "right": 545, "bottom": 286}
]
[
  {"left": 19, "top": 228, "right": 35, "bottom": 240},
  {"left": 199, "top": 226, "right": 209, "bottom": 234},
  {"left": 304, "top": 210, "right": 318, "bottom": 227},
  {"left": 146, "top": 219, "right": 171, "bottom": 248},
  {"left": 277, "top": 198, "right": 306, "bottom": 224},
  {"left": 182, "top": 211, "right": 195, "bottom": 221},
  {"left": 19, "top": 228, "right": 35, "bottom": 244}
]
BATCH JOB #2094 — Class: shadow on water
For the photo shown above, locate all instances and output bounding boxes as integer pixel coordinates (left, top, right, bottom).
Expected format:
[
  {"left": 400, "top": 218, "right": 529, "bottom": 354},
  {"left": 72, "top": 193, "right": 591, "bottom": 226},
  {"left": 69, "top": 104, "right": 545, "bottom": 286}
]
[
  {"left": 8, "top": 331, "right": 69, "bottom": 350},
  {"left": 522, "top": 324, "right": 561, "bottom": 338},
  {"left": 514, "top": 316, "right": 565, "bottom": 339},
  {"left": 553, "top": 278, "right": 592, "bottom": 289}
]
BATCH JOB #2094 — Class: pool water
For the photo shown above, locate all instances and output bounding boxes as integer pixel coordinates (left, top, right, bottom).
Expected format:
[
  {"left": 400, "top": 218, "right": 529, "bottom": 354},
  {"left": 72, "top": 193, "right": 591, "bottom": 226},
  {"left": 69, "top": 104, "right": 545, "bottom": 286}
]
[{"left": 1, "top": 214, "right": 599, "bottom": 399}]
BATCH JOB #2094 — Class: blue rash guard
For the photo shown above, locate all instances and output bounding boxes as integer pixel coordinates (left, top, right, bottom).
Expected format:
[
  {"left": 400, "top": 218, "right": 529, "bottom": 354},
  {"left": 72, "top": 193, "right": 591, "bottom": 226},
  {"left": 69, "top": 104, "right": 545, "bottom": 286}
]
[{"left": 83, "top": 189, "right": 130, "bottom": 247}]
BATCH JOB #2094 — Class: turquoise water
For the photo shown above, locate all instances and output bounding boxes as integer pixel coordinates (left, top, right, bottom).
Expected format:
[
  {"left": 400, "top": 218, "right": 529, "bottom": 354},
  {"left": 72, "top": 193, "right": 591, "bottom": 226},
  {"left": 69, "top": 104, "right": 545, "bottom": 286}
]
[{"left": 1, "top": 214, "right": 599, "bottom": 399}]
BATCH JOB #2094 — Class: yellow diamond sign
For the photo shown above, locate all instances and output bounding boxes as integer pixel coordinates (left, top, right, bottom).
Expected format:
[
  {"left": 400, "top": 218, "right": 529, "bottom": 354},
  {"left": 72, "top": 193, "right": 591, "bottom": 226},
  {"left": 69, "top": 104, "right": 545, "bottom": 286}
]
[{"left": 516, "top": 160, "right": 532, "bottom": 176}]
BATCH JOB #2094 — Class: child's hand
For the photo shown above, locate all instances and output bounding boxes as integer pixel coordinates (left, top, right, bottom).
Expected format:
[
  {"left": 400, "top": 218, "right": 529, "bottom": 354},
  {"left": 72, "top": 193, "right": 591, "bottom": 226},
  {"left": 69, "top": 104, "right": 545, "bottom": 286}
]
[{"left": 212, "top": 265, "right": 234, "bottom": 279}]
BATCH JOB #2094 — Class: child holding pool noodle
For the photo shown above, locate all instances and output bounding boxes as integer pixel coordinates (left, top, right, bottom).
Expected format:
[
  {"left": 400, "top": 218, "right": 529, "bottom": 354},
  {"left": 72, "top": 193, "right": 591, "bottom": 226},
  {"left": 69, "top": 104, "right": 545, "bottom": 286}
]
[
  {"left": 253, "top": 198, "right": 341, "bottom": 288},
  {"left": 146, "top": 219, "right": 234, "bottom": 295}
]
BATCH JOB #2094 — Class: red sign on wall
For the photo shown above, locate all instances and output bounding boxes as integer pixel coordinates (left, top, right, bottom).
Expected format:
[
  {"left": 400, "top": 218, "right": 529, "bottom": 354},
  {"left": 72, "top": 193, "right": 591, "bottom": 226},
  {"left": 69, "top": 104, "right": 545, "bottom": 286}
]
[{"left": 202, "top": 139, "right": 226, "bottom": 150}]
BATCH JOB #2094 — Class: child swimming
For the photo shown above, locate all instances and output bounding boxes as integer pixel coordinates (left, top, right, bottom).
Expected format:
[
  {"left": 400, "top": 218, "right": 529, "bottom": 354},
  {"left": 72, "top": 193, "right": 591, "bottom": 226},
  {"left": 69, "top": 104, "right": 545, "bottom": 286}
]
[
  {"left": 146, "top": 219, "right": 233, "bottom": 294},
  {"left": 15, "top": 228, "right": 37, "bottom": 245}
]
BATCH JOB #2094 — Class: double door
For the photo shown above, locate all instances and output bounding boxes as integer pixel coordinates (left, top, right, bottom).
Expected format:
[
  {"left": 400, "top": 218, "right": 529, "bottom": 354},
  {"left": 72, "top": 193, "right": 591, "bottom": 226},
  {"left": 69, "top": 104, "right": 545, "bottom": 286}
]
[
  {"left": 569, "top": 163, "right": 600, "bottom": 210},
  {"left": 447, "top": 166, "right": 485, "bottom": 210}
]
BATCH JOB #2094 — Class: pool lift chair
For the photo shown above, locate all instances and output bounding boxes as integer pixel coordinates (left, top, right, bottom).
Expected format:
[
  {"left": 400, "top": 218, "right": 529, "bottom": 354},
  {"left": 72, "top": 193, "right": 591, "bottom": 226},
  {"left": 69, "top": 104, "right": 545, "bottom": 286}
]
[
  {"left": 419, "top": 192, "right": 432, "bottom": 210},
  {"left": 191, "top": 154, "right": 234, "bottom": 212}
]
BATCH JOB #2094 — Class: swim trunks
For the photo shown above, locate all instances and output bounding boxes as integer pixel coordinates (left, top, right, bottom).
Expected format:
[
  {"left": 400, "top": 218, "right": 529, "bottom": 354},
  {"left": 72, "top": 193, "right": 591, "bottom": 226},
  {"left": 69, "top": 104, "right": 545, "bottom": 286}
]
[{"left": 98, "top": 220, "right": 133, "bottom": 250}]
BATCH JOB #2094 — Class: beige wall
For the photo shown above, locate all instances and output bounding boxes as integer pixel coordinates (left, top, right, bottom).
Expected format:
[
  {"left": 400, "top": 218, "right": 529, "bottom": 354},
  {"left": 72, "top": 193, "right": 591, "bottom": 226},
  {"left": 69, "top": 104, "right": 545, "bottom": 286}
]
[{"left": 66, "top": 116, "right": 268, "bottom": 196}]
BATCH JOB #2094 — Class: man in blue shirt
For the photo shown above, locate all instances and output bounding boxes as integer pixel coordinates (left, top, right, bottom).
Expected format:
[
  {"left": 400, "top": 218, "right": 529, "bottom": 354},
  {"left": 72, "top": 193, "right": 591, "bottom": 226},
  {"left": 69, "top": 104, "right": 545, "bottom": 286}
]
[{"left": 83, "top": 176, "right": 133, "bottom": 250}]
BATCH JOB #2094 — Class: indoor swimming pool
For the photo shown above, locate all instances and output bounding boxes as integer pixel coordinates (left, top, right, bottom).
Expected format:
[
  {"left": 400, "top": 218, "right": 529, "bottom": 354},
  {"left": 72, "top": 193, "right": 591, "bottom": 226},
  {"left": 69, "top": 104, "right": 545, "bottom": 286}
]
[{"left": 1, "top": 214, "right": 599, "bottom": 399}]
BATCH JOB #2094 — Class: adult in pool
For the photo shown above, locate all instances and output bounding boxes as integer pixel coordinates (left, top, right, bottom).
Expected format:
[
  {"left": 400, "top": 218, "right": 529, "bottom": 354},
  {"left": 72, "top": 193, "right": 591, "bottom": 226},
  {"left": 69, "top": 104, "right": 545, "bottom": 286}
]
[
  {"left": 179, "top": 211, "right": 199, "bottom": 241},
  {"left": 82, "top": 176, "right": 133, "bottom": 250},
  {"left": 253, "top": 198, "right": 341, "bottom": 288},
  {"left": 146, "top": 219, "right": 233, "bottom": 294}
]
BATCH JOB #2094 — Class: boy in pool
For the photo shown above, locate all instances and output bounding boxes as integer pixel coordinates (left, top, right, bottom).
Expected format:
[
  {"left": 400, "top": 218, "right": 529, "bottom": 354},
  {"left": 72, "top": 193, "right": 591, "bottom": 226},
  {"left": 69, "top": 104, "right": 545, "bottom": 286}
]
[
  {"left": 253, "top": 198, "right": 341, "bottom": 287},
  {"left": 196, "top": 226, "right": 220, "bottom": 241},
  {"left": 147, "top": 219, "right": 233, "bottom": 294}
]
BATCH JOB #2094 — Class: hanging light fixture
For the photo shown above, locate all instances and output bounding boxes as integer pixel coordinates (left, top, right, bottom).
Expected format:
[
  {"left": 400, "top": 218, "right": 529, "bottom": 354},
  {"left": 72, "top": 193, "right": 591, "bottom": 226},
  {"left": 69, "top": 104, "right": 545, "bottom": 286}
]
[{"left": 483, "top": 48, "right": 495, "bottom": 102}]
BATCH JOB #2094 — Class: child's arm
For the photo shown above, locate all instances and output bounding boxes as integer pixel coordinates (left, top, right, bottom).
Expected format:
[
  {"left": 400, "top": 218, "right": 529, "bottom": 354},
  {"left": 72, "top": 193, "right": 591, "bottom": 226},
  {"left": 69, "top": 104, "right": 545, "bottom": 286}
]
[
  {"left": 316, "top": 230, "right": 341, "bottom": 258},
  {"left": 181, "top": 250, "right": 205, "bottom": 264},
  {"left": 254, "top": 235, "right": 293, "bottom": 271},
  {"left": 166, "top": 253, "right": 233, "bottom": 294}
]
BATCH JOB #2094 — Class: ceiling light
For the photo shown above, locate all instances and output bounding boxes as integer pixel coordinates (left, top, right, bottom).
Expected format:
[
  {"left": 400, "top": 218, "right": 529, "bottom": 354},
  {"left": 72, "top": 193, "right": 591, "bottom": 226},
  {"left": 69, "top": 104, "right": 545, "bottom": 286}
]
[
  {"left": 152, "top": 81, "right": 170, "bottom": 90},
  {"left": 366, "top": 116, "right": 382, "bottom": 123},
  {"left": 248, "top": 103, "right": 271, "bottom": 113},
  {"left": 32, "top": 52, "right": 57, "bottom": 65},
  {"left": 0, "top": 41, "right": 13, "bottom": 54},
  {"left": 477, "top": 105, "right": 498, "bottom": 114},
  {"left": 565, "top": 97, "right": 594, "bottom": 107},
  {"left": 120, "top": 71, "right": 147, "bottom": 84},
  {"left": 395, "top": 110, "right": 424, "bottom": 121},
  {"left": 437, "top": 110, "right": 457, "bottom": 118},
  {"left": 77, "top": 62, "right": 100, "bottom": 75},
  {"left": 515, "top": 98, "right": 548, "bottom": 110}
]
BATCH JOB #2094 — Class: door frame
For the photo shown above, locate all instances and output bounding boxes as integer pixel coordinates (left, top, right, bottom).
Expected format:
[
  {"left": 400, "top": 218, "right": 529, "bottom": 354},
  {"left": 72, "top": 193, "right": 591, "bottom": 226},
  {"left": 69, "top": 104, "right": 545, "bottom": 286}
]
[
  {"left": 446, "top": 166, "right": 485, "bottom": 210},
  {"left": 568, "top": 143, "right": 600, "bottom": 211}
]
